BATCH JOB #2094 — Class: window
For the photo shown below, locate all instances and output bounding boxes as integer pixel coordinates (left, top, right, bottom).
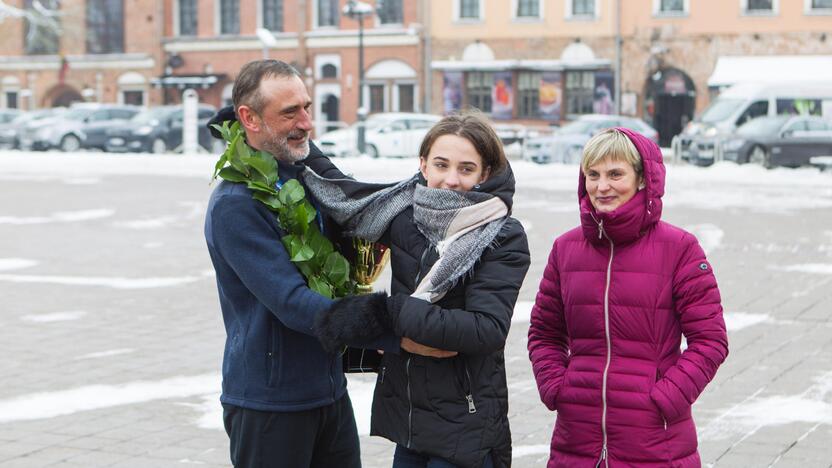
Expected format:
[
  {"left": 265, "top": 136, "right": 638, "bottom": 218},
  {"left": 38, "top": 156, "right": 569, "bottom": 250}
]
[
  {"left": 806, "top": 119, "right": 828, "bottom": 131},
  {"left": 262, "top": 0, "right": 283, "bottom": 31},
  {"left": 572, "top": 0, "right": 595, "bottom": 16},
  {"left": 516, "top": 0, "right": 540, "bottom": 17},
  {"left": 807, "top": 0, "right": 832, "bottom": 11},
  {"left": 736, "top": 100, "right": 768, "bottom": 125},
  {"left": 122, "top": 91, "right": 144, "bottom": 106},
  {"left": 317, "top": 0, "right": 339, "bottom": 27},
  {"left": 566, "top": 71, "right": 594, "bottom": 115},
  {"left": 466, "top": 72, "right": 493, "bottom": 113},
  {"left": 657, "top": 0, "right": 686, "bottom": 14},
  {"left": 744, "top": 0, "right": 774, "bottom": 13},
  {"left": 518, "top": 72, "right": 541, "bottom": 118},
  {"left": 321, "top": 64, "right": 338, "bottom": 79},
  {"left": 24, "top": 0, "right": 59, "bottom": 55},
  {"left": 377, "top": 0, "right": 403, "bottom": 24},
  {"left": 397, "top": 84, "right": 414, "bottom": 112},
  {"left": 459, "top": 0, "right": 480, "bottom": 19},
  {"left": 6, "top": 92, "right": 18, "bottom": 109},
  {"left": 566, "top": 72, "right": 594, "bottom": 115},
  {"left": 776, "top": 98, "right": 822, "bottom": 116},
  {"left": 220, "top": 0, "right": 240, "bottom": 34},
  {"left": 86, "top": 0, "right": 124, "bottom": 54},
  {"left": 369, "top": 85, "right": 385, "bottom": 113},
  {"left": 178, "top": 0, "right": 198, "bottom": 35}
]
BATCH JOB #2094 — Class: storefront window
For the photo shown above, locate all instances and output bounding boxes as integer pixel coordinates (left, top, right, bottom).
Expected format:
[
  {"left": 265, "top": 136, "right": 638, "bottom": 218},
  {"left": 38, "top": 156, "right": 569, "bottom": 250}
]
[
  {"left": 369, "top": 85, "right": 385, "bottom": 113},
  {"left": 518, "top": 72, "right": 541, "bottom": 118},
  {"left": 466, "top": 72, "right": 493, "bottom": 113},
  {"left": 566, "top": 71, "right": 595, "bottom": 115}
]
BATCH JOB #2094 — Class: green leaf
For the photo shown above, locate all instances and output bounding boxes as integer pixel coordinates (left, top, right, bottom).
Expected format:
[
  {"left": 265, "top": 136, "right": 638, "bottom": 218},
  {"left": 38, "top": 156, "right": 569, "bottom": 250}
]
[
  {"left": 302, "top": 199, "right": 318, "bottom": 224},
  {"left": 291, "top": 244, "right": 314, "bottom": 262},
  {"left": 277, "top": 179, "right": 305, "bottom": 205},
  {"left": 210, "top": 123, "right": 228, "bottom": 141},
  {"left": 252, "top": 191, "right": 283, "bottom": 211},
  {"left": 228, "top": 138, "right": 249, "bottom": 176},
  {"left": 306, "top": 230, "right": 334, "bottom": 261},
  {"left": 292, "top": 204, "right": 310, "bottom": 234},
  {"left": 295, "top": 261, "right": 315, "bottom": 278},
  {"left": 218, "top": 166, "right": 248, "bottom": 183},
  {"left": 242, "top": 156, "right": 277, "bottom": 185},
  {"left": 308, "top": 275, "right": 333, "bottom": 299},
  {"left": 281, "top": 234, "right": 297, "bottom": 252},
  {"left": 230, "top": 120, "right": 241, "bottom": 135},
  {"left": 246, "top": 180, "right": 276, "bottom": 194},
  {"left": 323, "top": 252, "right": 350, "bottom": 286}
]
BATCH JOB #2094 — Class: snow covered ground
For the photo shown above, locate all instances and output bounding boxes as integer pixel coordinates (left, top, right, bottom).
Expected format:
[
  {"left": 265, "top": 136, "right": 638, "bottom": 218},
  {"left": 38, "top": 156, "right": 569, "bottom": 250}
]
[{"left": 0, "top": 150, "right": 830, "bottom": 467}]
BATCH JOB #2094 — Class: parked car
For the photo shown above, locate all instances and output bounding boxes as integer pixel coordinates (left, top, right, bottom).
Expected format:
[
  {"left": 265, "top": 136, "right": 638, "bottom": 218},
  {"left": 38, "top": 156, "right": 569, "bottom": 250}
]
[
  {"left": 105, "top": 105, "right": 217, "bottom": 153},
  {"left": 316, "top": 112, "right": 441, "bottom": 158},
  {"left": 675, "top": 82, "right": 832, "bottom": 161},
  {"left": 0, "top": 108, "right": 66, "bottom": 150},
  {"left": 718, "top": 115, "right": 832, "bottom": 168},
  {"left": 0, "top": 109, "right": 21, "bottom": 124},
  {"left": 523, "top": 114, "right": 658, "bottom": 164},
  {"left": 18, "top": 103, "right": 139, "bottom": 151}
]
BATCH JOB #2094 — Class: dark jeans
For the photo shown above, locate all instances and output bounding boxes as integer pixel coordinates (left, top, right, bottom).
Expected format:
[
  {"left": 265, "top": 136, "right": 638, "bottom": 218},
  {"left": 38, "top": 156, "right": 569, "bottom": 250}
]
[
  {"left": 223, "top": 393, "right": 360, "bottom": 468},
  {"left": 392, "top": 444, "right": 494, "bottom": 468}
]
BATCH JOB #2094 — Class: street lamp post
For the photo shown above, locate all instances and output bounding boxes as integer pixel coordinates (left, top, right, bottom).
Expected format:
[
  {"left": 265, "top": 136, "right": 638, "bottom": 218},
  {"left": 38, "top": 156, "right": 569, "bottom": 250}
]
[{"left": 343, "top": 0, "right": 374, "bottom": 155}]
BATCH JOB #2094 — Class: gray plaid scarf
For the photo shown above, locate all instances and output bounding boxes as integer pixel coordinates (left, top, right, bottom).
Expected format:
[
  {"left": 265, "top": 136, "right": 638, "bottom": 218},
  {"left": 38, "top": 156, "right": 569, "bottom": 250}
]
[{"left": 301, "top": 169, "right": 508, "bottom": 302}]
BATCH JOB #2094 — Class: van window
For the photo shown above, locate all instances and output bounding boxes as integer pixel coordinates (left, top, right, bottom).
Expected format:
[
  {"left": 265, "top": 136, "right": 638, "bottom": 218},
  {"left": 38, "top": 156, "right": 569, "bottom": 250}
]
[
  {"left": 700, "top": 98, "right": 744, "bottom": 124},
  {"left": 776, "top": 99, "right": 822, "bottom": 116},
  {"left": 735, "top": 100, "right": 768, "bottom": 126}
]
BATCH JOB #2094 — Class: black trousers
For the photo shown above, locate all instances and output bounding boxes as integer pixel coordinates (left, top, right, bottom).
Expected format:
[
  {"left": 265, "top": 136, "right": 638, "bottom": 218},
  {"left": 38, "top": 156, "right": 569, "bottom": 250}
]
[{"left": 223, "top": 393, "right": 361, "bottom": 468}]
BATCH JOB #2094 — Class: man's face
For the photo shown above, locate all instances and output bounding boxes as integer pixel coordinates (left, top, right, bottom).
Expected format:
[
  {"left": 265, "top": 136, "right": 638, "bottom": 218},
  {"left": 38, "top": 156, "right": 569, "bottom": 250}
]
[{"left": 251, "top": 75, "right": 313, "bottom": 163}]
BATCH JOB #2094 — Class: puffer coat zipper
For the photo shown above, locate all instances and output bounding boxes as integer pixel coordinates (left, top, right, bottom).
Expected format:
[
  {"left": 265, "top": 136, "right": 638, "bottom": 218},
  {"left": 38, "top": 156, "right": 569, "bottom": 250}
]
[{"left": 595, "top": 218, "right": 614, "bottom": 468}]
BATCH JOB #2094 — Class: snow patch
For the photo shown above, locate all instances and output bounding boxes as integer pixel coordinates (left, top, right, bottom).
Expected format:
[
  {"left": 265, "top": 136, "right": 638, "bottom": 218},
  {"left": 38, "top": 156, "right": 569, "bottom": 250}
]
[
  {"left": 74, "top": 348, "right": 136, "bottom": 360},
  {"left": 685, "top": 224, "right": 724, "bottom": 254},
  {"left": 116, "top": 216, "right": 178, "bottom": 229},
  {"left": 778, "top": 264, "right": 832, "bottom": 275},
  {"left": 346, "top": 375, "right": 377, "bottom": 436},
  {"left": 0, "top": 209, "right": 114, "bottom": 225},
  {"left": 512, "top": 301, "right": 535, "bottom": 324},
  {"left": 699, "top": 371, "right": 832, "bottom": 441},
  {"left": 0, "top": 274, "right": 202, "bottom": 289},
  {"left": 513, "top": 444, "right": 551, "bottom": 459},
  {"left": 21, "top": 311, "right": 87, "bottom": 323},
  {"left": 0, "top": 373, "right": 221, "bottom": 423},
  {"left": 180, "top": 393, "right": 223, "bottom": 431},
  {"left": 0, "top": 258, "right": 38, "bottom": 271},
  {"left": 723, "top": 312, "right": 770, "bottom": 332}
]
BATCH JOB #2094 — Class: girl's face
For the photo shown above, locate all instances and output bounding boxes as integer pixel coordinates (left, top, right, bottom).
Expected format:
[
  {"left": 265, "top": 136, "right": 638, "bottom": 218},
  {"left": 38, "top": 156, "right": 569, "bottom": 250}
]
[
  {"left": 419, "top": 135, "right": 490, "bottom": 192},
  {"left": 584, "top": 157, "right": 641, "bottom": 213}
]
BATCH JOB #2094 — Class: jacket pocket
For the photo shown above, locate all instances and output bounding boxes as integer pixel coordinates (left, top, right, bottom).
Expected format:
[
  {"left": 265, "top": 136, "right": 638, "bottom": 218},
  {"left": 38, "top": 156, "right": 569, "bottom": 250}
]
[
  {"left": 423, "top": 357, "right": 470, "bottom": 423},
  {"left": 266, "top": 321, "right": 282, "bottom": 387}
]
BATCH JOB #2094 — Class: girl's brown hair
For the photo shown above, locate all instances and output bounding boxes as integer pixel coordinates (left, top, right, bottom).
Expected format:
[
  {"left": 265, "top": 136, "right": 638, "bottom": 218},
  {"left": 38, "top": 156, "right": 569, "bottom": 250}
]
[{"left": 419, "top": 111, "right": 507, "bottom": 175}]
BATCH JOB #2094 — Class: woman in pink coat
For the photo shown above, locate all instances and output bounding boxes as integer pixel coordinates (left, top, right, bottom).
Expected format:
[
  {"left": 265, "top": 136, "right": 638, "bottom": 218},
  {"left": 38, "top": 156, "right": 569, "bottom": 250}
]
[{"left": 528, "top": 127, "right": 728, "bottom": 467}]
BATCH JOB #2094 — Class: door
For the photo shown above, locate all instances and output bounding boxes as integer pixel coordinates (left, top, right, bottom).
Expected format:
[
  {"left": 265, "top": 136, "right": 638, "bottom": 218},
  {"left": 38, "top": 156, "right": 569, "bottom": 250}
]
[
  {"left": 322, "top": 94, "right": 339, "bottom": 133},
  {"left": 654, "top": 94, "right": 691, "bottom": 147}
]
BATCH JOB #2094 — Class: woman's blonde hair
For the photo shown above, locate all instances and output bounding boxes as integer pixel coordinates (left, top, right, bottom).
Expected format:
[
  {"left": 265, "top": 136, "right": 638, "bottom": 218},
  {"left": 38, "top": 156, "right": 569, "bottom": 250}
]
[{"left": 580, "top": 128, "right": 643, "bottom": 177}]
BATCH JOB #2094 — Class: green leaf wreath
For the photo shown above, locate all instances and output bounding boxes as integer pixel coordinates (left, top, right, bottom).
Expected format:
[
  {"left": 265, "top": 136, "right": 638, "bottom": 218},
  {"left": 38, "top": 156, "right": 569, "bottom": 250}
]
[{"left": 211, "top": 120, "right": 356, "bottom": 299}]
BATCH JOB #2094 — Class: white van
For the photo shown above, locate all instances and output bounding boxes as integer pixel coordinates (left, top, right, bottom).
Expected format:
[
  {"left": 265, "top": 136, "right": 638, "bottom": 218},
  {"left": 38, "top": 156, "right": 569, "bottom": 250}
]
[{"left": 675, "top": 82, "right": 832, "bottom": 162}]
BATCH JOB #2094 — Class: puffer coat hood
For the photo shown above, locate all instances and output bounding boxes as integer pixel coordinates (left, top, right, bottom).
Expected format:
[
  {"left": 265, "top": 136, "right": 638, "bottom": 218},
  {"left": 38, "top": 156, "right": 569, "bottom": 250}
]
[{"left": 528, "top": 128, "right": 728, "bottom": 467}]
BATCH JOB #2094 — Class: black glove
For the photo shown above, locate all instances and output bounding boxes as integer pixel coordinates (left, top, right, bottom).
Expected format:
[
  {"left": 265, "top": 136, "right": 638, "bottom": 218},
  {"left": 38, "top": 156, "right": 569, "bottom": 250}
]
[
  {"left": 314, "top": 292, "right": 394, "bottom": 354},
  {"left": 207, "top": 105, "right": 237, "bottom": 139}
]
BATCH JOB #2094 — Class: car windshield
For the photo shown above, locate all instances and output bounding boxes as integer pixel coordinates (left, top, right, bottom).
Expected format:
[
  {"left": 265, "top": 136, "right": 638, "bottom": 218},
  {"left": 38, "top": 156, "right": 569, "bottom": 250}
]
[
  {"left": 558, "top": 120, "right": 598, "bottom": 135},
  {"left": 699, "top": 99, "right": 745, "bottom": 124},
  {"left": 63, "top": 108, "right": 96, "bottom": 120},
  {"left": 736, "top": 117, "right": 790, "bottom": 137}
]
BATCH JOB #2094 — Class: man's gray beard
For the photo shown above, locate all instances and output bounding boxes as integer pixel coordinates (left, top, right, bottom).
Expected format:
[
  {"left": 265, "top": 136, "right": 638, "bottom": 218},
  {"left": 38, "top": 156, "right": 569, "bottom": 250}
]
[{"left": 261, "top": 127, "right": 309, "bottom": 163}]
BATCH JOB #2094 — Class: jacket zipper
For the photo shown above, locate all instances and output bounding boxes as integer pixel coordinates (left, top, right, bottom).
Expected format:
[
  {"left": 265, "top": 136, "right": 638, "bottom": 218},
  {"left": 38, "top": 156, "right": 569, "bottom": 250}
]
[
  {"left": 464, "top": 364, "right": 477, "bottom": 413},
  {"left": 406, "top": 356, "right": 413, "bottom": 448},
  {"left": 595, "top": 218, "right": 613, "bottom": 468}
]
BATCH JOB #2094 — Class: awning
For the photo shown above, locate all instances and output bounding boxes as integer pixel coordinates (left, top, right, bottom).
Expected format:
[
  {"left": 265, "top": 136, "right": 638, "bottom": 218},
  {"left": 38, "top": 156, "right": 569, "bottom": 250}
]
[
  {"left": 431, "top": 58, "right": 610, "bottom": 72},
  {"left": 150, "top": 74, "right": 227, "bottom": 89},
  {"left": 708, "top": 55, "right": 832, "bottom": 87}
]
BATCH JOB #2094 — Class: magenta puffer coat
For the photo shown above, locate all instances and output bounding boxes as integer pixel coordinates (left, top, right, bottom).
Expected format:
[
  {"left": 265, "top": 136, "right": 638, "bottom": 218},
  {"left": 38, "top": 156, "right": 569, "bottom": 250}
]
[{"left": 528, "top": 128, "right": 728, "bottom": 467}]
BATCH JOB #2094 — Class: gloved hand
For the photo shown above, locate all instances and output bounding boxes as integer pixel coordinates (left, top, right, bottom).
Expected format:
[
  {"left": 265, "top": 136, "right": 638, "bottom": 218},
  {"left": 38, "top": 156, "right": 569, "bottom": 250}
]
[{"left": 314, "top": 292, "right": 394, "bottom": 354}]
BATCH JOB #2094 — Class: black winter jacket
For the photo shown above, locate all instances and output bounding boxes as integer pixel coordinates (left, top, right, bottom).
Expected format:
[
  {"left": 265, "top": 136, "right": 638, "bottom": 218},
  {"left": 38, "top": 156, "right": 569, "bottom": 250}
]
[{"left": 371, "top": 168, "right": 530, "bottom": 468}]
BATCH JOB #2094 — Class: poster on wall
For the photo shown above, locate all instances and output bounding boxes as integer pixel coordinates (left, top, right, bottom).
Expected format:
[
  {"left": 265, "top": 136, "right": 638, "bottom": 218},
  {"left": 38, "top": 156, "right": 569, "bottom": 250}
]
[
  {"left": 593, "top": 71, "right": 615, "bottom": 115},
  {"left": 539, "top": 71, "right": 563, "bottom": 122},
  {"left": 491, "top": 71, "right": 514, "bottom": 120},
  {"left": 442, "top": 72, "right": 463, "bottom": 115}
]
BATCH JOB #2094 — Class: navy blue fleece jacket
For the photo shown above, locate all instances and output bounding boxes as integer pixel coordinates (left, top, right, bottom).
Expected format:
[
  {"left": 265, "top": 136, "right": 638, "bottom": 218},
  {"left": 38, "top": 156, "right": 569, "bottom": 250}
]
[{"left": 205, "top": 153, "right": 397, "bottom": 412}]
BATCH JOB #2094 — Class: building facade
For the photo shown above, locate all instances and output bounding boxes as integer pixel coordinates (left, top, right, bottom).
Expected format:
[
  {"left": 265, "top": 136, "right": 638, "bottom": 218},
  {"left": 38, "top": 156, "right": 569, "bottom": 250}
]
[
  {"left": 0, "top": 0, "right": 425, "bottom": 137},
  {"left": 2, "top": 0, "right": 832, "bottom": 143}
]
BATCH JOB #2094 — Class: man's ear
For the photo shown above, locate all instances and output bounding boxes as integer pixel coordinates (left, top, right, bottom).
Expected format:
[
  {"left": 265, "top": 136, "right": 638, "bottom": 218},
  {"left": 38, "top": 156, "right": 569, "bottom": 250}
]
[{"left": 236, "top": 105, "right": 261, "bottom": 133}]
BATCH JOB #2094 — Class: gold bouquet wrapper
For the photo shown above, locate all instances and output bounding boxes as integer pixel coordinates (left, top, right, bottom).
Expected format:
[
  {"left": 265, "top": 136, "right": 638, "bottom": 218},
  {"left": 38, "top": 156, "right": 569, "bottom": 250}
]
[{"left": 352, "top": 237, "right": 391, "bottom": 294}]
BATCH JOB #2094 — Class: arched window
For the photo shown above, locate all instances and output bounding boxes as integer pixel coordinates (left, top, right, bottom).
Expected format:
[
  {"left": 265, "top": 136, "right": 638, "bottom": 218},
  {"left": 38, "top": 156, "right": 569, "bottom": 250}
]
[{"left": 321, "top": 64, "right": 338, "bottom": 79}]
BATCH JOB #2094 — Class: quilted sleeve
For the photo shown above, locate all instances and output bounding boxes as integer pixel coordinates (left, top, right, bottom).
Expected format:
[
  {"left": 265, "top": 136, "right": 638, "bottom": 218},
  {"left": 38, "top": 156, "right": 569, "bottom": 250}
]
[
  {"left": 528, "top": 239, "right": 570, "bottom": 411},
  {"left": 650, "top": 233, "right": 729, "bottom": 423}
]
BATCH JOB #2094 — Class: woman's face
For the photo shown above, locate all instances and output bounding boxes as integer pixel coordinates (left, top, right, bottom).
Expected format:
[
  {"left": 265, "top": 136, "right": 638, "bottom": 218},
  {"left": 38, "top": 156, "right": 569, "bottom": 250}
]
[
  {"left": 420, "top": 134, "right": 489, "bottom": 191},
  {"left": 585, "top": 157, "right": 641, "bottom": 213}
]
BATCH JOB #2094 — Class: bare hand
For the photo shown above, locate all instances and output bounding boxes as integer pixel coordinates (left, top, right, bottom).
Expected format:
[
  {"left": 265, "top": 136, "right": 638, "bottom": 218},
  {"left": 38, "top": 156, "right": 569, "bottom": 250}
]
[{"left": 400, "top": 337, "right": 458, "bottom": 359}]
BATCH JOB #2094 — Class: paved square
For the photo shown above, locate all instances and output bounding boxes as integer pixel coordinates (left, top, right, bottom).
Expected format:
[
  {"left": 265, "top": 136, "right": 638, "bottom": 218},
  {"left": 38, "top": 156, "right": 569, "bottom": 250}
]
[{"left": 0, "top": 153, "right": 830, "bottom": 467}]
